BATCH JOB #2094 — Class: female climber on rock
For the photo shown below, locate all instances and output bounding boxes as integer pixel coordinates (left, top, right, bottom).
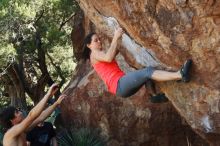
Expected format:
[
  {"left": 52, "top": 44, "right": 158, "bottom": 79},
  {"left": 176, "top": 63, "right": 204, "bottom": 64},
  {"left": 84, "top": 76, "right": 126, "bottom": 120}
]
[{"left": 82, "top": 27, "right": 192, "bottom": 98}]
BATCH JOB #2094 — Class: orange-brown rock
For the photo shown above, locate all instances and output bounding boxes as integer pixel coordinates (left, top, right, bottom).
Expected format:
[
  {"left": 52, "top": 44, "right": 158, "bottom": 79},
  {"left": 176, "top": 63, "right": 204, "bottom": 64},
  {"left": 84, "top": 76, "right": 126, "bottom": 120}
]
[{"left": 62, "top": 0, "right": 220, "bottom": 145}]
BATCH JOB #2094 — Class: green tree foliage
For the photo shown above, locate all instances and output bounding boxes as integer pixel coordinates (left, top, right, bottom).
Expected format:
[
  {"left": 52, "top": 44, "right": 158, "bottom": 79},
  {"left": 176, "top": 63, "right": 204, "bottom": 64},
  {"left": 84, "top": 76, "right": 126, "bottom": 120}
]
[{"left": 0, "top": 0, "right": 79, "bottom": 107}]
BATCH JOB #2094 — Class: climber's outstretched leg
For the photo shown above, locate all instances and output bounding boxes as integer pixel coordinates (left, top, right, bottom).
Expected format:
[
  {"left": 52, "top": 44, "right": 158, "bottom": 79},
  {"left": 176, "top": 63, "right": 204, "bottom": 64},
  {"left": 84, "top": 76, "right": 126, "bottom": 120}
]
[
  {"left": 151, "top": 70, "right": 181, "bottom": 81},
  {"left": 151, "top": 59, "right": 192, "bottom": 82},
  {"left": 116, "top": 59, "right": 192, "bottom": 98}
]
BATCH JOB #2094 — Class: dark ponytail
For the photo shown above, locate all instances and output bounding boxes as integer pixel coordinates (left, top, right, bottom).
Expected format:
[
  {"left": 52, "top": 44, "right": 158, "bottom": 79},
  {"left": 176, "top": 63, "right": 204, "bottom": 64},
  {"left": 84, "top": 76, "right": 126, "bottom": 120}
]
[{"left": 82, "top": 33, "right": 96, "bottom": 60}]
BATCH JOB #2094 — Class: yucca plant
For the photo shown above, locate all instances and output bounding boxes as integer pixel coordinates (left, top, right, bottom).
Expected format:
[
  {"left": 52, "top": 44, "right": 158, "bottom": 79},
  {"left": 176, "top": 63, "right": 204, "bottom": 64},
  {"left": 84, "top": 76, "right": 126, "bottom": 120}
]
[{"left": 58, "top": 127, "right": 106, "bottom": 146}]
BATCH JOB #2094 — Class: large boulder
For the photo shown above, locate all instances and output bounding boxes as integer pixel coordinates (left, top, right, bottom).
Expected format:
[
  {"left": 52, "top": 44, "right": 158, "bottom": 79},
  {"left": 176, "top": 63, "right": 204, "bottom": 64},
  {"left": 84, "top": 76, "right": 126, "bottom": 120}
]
[{"left": 62, "top": 0, "right": 220, "bottom": 145}]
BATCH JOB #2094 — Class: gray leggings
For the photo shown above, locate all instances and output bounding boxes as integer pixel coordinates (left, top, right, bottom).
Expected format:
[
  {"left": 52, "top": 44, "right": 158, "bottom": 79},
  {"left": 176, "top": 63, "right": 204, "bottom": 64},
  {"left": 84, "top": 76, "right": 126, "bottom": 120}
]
[{"left": 116, "top": 67, "right": 154, "bottom": 98}]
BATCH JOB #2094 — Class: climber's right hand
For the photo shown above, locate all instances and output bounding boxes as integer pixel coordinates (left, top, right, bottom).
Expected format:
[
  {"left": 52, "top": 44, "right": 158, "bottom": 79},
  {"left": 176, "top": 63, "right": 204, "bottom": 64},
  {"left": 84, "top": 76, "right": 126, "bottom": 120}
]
[{"left": 114, "top": 27, "right": 124, "bottom": 39}]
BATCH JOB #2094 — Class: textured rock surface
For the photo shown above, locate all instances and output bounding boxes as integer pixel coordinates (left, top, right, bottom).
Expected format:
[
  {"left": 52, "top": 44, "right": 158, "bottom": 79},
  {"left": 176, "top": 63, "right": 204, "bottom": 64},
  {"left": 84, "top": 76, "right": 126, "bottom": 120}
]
[{"left": 62, "top": 0, "right": 220, "bottom": 145}]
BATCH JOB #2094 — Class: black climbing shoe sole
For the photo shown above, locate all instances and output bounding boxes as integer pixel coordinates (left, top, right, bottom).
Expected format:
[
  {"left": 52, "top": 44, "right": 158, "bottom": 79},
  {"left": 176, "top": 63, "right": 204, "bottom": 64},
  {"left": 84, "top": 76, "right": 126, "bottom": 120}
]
[
  {"left": 150, "top": 93, "right": 169, "bottom": 103},
  {"left": 180, "top": 59, "right": 192, "bottom": 83}
]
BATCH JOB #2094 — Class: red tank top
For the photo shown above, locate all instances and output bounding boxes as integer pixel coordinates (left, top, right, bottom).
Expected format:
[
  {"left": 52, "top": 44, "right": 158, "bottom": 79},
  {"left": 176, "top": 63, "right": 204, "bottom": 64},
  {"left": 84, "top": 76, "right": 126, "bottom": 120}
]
[{"left": 92, "top": 60, "right": 125, "bottom": 94}]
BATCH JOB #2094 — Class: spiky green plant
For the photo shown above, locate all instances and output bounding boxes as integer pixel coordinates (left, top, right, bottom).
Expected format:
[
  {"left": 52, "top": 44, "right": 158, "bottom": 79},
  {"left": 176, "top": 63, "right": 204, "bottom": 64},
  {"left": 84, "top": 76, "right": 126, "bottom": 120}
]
[{"left": 58, "top": 128, "right": 106, "bottom": 146}]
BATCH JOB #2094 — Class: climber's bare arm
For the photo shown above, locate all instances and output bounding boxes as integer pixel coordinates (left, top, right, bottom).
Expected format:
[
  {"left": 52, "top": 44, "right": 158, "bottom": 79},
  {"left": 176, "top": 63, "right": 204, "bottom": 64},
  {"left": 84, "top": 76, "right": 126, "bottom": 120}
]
[{"left": 91, "top": 27, "right": 123, "bottom": 63}]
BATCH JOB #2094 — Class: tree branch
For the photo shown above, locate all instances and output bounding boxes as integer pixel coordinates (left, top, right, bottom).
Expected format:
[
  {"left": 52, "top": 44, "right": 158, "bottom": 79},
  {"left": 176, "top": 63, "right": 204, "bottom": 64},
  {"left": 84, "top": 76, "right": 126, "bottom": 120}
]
[
  {"left": 46, "top": 52, "right": 65, "bottom": 93},
  {"left": 35, "top": 31, "right": 54, "bottom": 85},
  {"left": 59, "top": 13, "right": 76, "bottom": 31},
  {"left": 34, "top": 10, "right": 44, "bottom": 26}
]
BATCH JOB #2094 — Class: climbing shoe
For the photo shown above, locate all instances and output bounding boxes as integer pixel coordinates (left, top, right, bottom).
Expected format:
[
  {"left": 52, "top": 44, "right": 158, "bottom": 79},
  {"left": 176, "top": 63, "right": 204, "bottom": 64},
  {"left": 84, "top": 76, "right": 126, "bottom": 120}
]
[
  {"left": 150, "top": 93, "right": 169, "bottom": 103},
  {"left": 180, "top": 59, "right": 192, "bottom": 82}
]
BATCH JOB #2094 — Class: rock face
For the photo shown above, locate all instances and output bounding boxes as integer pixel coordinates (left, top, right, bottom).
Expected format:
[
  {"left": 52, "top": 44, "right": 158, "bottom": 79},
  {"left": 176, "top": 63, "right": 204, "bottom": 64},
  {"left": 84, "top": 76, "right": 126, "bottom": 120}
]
[{"left": 62, "top": 0, "right": 220, "bottom": 145}]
